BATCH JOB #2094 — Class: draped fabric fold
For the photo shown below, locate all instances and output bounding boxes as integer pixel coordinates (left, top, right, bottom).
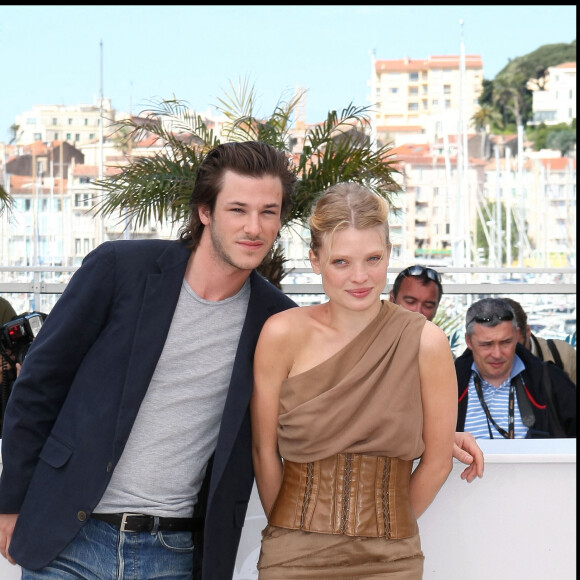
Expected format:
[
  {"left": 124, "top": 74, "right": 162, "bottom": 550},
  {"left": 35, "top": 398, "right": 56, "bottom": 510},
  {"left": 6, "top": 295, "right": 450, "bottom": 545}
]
[{"left": 277, "top": 301, "right": 427, "bottom": 463}]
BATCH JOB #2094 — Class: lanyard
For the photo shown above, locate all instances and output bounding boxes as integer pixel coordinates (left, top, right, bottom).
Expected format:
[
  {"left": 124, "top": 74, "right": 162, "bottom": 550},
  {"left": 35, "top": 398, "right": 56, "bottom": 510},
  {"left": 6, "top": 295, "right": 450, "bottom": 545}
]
[{"left": 473, "top": 373, "right": 515, "bottom": 439}]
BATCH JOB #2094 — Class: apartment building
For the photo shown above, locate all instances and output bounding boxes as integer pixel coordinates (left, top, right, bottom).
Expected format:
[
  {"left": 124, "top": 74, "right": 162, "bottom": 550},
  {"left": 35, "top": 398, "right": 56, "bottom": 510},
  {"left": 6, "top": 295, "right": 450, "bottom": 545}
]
[
  {"left": 530, "top": 61, "right": 577, "bottom": 126},
  {"left": 386, "top": 142, "right": 487, "bottom": 267},
  {"left": 0, "top": 138, "right": 175, "bottom": 267},
  {"left": 13, "top": 99, "right": 118, "bottom": 146},
  {"left": 371, "top": 54, "right": 484, "bottom": 146}
]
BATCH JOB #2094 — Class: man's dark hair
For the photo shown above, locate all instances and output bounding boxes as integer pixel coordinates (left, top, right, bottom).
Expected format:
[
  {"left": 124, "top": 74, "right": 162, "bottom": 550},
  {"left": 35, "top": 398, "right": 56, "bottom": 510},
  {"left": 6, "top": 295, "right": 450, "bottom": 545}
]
[
  {"left": 179, "top": 141, "right": 296, "bottom": 250},
  {"left": 502, "top": 298, "right": 528, "bottom": 339},
  {"left": 465, "top": 297, "right": 517, "bottom": 338},
  {"left": 391, "top": 264, "right": 443, "bottom": 302}
]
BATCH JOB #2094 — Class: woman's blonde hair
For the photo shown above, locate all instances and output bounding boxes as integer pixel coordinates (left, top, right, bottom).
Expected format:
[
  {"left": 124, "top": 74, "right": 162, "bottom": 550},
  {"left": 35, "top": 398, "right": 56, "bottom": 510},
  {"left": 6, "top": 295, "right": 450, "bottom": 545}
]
[{"left": 308, "top": 182, "right": 391, "bottom": 255}]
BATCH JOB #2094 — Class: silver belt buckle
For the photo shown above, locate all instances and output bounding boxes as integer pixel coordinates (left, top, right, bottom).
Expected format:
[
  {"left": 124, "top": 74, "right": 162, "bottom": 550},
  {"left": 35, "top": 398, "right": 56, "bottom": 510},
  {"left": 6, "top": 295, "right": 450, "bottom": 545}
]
[{"left": 120, "top": 513, "right": 141, "bottom": 532}]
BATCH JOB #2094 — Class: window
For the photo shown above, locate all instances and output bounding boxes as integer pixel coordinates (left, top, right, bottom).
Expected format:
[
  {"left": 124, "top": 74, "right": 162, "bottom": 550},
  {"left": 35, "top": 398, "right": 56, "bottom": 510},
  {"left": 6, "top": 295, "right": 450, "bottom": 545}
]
[
  {"left": 445, "top": 100, "right": 451, "bottom": 109},
  {"left": 422, "top": 99, "right": 428, "bottom": 109},
  {"left": 89, "top": 133, "right": 94, "bottom": 140},
  {"left": 52, "top": 118, "right": 57, "bottom": 125},
  {"left": 68, "top": 118, "right": 73, "bottom": 125},
  {"left": 34, "top": 133, "right": 42, "bottom": 141},
  {"left": 66, "top": 133, "right": 71, "bottom": 140},
  {"left": 27, "top": 118, "right": 36, "bottom": 124},
  {"left": 74, "top": 193, "right": 93, "bottom": 208},
  {"left": 389, "top": 87, "right": 399, "bottom": 94},
  {"left": 408, "top": 102, "right": 419, "bottom": 111},
  {"left": 409, "top": 86, "right": 419, "bottom": 96},
  {"left": 54, "top": 133, "right": 59, "bottom": 140},
  {"left": 409, "top": 72, "right": 419, "bottom": 82},
  {"left": 443, "top": 85, "right": 451, "bottom": 94},
  {"left": 84, "top": 118, "right": 89, "bottom": 126},
  {"left": 75, "top": 133, "right": 80, "bottom": 141}
]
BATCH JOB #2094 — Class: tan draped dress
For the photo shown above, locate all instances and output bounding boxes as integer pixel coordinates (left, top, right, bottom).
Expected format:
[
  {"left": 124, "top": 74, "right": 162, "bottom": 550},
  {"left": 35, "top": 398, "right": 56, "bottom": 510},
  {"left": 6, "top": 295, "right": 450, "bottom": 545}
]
[{"left": 258, "top": 301, "right": 427, "bottom": 579}]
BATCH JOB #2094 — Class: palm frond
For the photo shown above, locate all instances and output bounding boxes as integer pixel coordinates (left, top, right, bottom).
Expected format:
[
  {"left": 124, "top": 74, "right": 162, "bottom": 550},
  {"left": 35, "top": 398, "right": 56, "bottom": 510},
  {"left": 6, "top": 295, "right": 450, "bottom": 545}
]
[{"left": 0, "top": 186, "right": 14, "bottom": 217}]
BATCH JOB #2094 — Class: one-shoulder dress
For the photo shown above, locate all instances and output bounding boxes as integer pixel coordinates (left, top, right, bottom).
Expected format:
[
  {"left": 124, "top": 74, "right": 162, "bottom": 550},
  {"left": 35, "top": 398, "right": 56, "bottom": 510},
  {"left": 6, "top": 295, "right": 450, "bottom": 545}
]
[{"left": 257, "top": 300, "right": 427, "bottom": 579}]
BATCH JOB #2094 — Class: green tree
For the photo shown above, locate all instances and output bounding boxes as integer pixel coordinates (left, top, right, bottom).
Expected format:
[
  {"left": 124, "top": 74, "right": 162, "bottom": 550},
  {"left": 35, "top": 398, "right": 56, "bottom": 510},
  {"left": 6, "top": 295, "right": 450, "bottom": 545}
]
[
  {"left": 93, "top": 81, "right": 401, "bottom": 287},
  {"left": 545, "top": 129, "right": 576, "bottom": 156},
  {"left": 471, "top": 103, "right": 501, "bottom": 132}
]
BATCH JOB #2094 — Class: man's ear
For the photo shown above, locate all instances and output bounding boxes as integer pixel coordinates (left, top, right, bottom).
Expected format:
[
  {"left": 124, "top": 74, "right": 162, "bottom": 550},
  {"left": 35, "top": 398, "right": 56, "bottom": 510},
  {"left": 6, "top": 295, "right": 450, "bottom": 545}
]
[
  {"left": 199, "top": 205, "right": 211, "bottom": 225},
  {"left": 389, "top": 290, "right": 395, "bottom": 303},
  {"left": 465, "top": 333, "right": 472, "bottom": 350},
  {"left": 525, "top": 325, "right": 532, "bottom": 348}
]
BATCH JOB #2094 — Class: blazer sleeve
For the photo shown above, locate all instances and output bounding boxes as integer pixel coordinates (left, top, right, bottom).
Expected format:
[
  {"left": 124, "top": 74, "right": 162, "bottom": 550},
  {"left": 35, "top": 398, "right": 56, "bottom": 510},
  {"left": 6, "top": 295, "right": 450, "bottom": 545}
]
[{"left": 0, "top": 242, "right": 118, "bottom": 511}]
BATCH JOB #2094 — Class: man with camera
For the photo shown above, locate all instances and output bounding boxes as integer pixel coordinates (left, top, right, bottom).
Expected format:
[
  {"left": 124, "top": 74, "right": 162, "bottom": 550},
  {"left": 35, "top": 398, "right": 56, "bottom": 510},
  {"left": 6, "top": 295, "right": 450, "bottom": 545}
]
[
  {"left": 1, "top": 312, "right": 46, "bottom": 436},
  {"left": 0, "top": 297, "right": 19, "bottom": 433}
]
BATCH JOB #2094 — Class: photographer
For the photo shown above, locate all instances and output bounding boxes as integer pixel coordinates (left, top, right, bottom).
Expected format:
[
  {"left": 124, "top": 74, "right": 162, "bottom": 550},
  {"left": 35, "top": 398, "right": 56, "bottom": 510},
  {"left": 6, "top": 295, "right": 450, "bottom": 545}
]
[
  {"left": 1, "top": 311, "right": 45, "bottom": 437},
  {"left": 0, "top": 297, "right": 17, "bottom": 326},
  {"left": 1, "top": 297, "right": 18, "bottom": 437}
]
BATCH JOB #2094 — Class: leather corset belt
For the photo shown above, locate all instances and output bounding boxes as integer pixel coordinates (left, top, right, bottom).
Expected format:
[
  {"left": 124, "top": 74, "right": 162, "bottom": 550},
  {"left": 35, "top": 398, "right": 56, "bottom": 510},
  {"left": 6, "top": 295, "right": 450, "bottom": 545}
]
[{"left": 268, "top": 452, "right": 418, "bottom": 539}]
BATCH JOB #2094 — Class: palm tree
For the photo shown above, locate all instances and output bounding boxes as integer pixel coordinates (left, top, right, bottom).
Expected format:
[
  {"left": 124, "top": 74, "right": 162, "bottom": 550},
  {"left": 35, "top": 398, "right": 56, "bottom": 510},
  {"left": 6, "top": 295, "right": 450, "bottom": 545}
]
[{"left": 93, "top": 80, "right": 401, "bottom": 286}]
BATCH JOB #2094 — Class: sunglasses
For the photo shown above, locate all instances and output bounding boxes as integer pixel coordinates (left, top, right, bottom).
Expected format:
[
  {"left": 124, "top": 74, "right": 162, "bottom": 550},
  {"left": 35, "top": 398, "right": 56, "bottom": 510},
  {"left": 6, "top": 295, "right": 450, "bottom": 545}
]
[
  {"left": 399, "top": 265, "right": 442, "bottom": 284},
  {"left": 466, "top": 311, "right": 514, "bottom": 327}
]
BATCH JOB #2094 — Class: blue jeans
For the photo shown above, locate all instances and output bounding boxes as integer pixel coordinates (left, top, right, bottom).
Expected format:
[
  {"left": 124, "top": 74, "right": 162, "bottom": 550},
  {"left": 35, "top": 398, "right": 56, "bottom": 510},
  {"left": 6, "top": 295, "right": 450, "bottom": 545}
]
[{"left": 21, "top": 517, "right": 195, "bottom": 579}]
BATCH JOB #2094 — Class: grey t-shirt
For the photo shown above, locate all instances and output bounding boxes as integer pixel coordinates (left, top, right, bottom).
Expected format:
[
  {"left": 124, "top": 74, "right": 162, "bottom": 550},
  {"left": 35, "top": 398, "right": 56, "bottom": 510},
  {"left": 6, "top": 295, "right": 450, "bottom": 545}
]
[{"left": 95, "top": 278, "right": 250, "bottom": 517}]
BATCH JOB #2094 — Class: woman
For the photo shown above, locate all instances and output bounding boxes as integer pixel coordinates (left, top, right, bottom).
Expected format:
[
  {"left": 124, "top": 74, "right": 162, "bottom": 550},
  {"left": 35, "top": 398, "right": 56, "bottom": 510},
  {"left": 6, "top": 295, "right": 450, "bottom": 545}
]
[{"left": 250, "top": 182, "right": 457, "bottom": 578}]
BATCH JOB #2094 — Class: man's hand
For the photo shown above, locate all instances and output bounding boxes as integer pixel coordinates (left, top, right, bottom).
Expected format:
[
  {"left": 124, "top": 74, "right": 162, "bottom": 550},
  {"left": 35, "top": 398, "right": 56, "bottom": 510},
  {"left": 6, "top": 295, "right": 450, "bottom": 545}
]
[
  {"left": 453, "top": 431, "right": 484, "bottom": 483},
  {"left": 0, "top": 513, "right": 18, "bottom": 564}
]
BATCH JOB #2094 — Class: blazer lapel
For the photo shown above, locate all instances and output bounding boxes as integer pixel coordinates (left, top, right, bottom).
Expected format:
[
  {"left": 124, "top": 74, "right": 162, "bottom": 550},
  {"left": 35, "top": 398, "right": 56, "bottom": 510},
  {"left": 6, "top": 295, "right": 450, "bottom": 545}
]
[
  {"left": 114, "top": 242, "right": 190, "bottom": 451},
  {"left": 208, "top": 272, "right": 287, "bottom": 501}
]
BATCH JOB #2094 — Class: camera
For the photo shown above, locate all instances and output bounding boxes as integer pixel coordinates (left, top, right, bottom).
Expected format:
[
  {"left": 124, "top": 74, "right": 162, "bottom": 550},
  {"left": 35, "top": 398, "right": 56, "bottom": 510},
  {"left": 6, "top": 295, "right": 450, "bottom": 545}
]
[{"left": 1, "top": 311, "right": 46, "bottom": 366}]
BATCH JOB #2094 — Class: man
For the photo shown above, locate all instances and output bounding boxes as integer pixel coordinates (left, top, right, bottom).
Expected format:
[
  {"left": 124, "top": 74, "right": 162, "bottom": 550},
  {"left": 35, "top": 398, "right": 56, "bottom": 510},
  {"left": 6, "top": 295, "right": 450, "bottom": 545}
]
[
  {"left": 503, "top": 297, "right": 576, "bottom": 385},
  {"left": 389, "top": 264, "right": 443, "bottom": 322},
  {"left": 455, "top": 297, "right": 576, "bottom": 439},
  {"left": 0, "top": 141, "right": 297, "bottom": 579},
  {"left": 0, "top": 142, "right": 482, "bottom": 579},
  {"left": 0, "top": 297, "right": 18, "bottom": 429},
  {"left": 0, "top": 297, "right": 17, "bottom": 325}
]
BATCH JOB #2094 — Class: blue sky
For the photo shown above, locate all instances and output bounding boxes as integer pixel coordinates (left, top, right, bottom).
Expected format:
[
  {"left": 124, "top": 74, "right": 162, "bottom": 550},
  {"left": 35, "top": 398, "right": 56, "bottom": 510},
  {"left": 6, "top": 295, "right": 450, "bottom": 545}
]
[{"left": 0, "top": 5, "right": 576, "bottom": 141}]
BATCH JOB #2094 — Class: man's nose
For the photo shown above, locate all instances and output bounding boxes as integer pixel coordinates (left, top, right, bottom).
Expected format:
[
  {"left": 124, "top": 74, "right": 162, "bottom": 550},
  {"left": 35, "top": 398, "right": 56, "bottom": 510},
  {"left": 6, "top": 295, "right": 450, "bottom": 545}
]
[{"left": 244, "top": 213, "right": 262, "bottom": 237}]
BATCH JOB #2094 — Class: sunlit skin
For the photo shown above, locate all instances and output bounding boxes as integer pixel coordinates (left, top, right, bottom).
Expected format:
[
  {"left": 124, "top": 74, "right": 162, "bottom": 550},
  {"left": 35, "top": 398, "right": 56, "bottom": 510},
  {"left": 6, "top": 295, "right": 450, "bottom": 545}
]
[
  {"left": 309, "top": 226, "right": 390, "bottom": 318},
  {"left": 185, "top": 170, "right": 283, "bottom": 301},
  {"left": 465, "top": 321, "right": 518, "bottom": 387},
  {"left": 251, "top": 223, "right": 462, "bottom": 520},
  {"left": 390, "top": 276, "right": 441, "bottom": 321}
]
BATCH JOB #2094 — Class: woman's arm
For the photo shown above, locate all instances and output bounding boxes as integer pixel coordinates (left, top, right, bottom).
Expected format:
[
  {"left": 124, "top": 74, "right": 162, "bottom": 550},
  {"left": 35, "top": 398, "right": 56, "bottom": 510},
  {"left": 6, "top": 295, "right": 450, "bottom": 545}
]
[
  {"left": 250, "top": 313, "right": 293, "bottom": 516},
  {"left": 410, "top": 320, "right": 458, "bottom": 518}
]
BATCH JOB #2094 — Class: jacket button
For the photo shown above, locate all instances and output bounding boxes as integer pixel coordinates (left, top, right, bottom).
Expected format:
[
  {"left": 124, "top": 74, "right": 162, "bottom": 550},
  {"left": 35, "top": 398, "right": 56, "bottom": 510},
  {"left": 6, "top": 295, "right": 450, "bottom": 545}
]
[
  {"left": 78, "top": 511, "right": 87, "bottom": 522},
  {"left": 106, "top": 462, "right": 113, "bottom": 472}
]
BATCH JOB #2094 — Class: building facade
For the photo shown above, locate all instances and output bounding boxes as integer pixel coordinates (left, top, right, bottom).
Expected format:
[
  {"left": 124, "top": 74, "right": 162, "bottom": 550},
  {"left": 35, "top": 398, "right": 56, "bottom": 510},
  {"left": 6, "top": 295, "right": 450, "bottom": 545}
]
[
  {"left": 530, "top": 61, "right": 577, "bottom": 126},
  {"left": 12, "top": 99, "right": 118, "bottom": 146},
  {"left": 371, "top": 54, "right": 484, "bottom": 146}
]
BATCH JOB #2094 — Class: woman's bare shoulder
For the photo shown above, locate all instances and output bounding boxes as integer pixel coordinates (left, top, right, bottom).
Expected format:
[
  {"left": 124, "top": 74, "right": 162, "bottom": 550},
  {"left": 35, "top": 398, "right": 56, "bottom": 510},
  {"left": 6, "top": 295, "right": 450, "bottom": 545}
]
[{"left": 261, "top": 304, "right": 320, "bottom": 341}]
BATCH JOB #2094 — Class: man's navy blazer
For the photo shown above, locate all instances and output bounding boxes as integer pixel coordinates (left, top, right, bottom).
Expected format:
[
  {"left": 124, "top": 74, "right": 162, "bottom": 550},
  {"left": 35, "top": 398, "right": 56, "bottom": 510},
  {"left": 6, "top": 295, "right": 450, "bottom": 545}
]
[{"left": 0, "top": 238, "right": 297, "bottom": 577}]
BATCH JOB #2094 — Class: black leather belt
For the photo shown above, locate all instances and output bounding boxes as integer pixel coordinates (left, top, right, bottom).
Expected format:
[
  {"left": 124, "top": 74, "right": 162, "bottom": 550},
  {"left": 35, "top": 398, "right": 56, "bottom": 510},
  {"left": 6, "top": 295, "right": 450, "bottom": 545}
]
[{"left": 91, "top": 512, "right": 203, "bottom": 533}]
